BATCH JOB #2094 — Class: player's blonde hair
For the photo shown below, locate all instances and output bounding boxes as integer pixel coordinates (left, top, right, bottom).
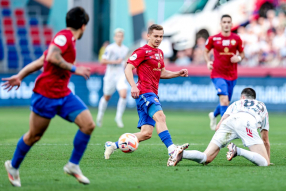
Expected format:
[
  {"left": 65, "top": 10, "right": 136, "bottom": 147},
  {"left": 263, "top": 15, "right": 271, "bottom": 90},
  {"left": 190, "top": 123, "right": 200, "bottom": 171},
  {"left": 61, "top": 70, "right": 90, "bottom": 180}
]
[{"left": 114, "top": 28, "right": 125, "bottom": 35}]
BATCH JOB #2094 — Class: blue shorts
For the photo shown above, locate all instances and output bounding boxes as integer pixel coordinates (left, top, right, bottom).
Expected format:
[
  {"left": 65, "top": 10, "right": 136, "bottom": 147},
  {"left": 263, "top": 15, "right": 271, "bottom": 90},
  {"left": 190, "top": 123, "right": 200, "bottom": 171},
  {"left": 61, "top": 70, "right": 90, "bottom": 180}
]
[
  {"left": 135, "top": 93, "right": 162, "bottom": 129},
  {"left": 30, "top": 92, "right": 88, "bottom": 122},
  {"left": 212, "top": 78, "right": 237, "bottom": 101}
]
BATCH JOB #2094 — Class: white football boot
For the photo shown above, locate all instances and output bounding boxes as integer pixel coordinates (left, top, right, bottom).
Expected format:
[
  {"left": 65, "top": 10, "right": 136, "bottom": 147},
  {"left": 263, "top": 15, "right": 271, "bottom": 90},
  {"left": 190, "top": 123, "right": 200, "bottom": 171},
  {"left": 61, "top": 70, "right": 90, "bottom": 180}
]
[
  {"left": 167, "top": 143, "right": 189, "bottom": 167},
  {"left": 63, "top": 162, "right": 90, "bottom": 185},
  {"left": 209, "top": 112, "right": 217, "bottom": 130},
  {"left": 115, "top": 117, "right": 124, "bottom": 128},
  {"left": 104, "top": 141, "right": 117, "bottom": 159},
  {"left": 96, "top": 116, "right": 103, "bottom": 128},
  {"left": 4, "top": 160, "right": 21, "bottom": 187},
  {"left": 226, "top": 142, "right": 237, "bottom": 161}
]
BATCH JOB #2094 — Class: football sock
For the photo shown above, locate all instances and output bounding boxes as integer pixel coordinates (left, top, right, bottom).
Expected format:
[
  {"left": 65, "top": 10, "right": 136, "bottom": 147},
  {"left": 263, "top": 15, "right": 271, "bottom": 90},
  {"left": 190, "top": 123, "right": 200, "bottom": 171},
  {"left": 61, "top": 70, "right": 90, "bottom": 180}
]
[
  {"left": 11, "top": 136, "right": 31, "bottom": 169},
  {"left": 69, "top": 130, "right": 90, "bottom": 165},
  {"left": 116, "top": 97, "right": 127, "bottom": 119},
  {"left": 237, "top": 147, "right": 268, "bottom": 166},
  {"left": 214, "top": 104, "right": 220, "bottom": 117},
  {"left": 158, "top": 130, "right": 174, "bottom": 149},
  {"left": 113, "top": 141, "right": 119, "bottom": 149},
  {"left": 182, "top": 150, "right": 207, "bottom": 164},
  {"left": 97, "top": 97, "right": 108, "bottom": 121},
  {"left": 220, "top": 105, "right": 228, "bottom": 116},
  {"left": 167, "top": 144, "right": 177, "bottom": 153}
]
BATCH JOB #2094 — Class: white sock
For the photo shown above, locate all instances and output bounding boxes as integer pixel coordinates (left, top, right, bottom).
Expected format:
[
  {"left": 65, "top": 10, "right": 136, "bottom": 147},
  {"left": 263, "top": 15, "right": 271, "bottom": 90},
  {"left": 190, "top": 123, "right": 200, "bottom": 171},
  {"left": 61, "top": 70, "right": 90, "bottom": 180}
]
[
  {"left": 68, "top": 161, "right": 78, "bottom": 167},
  {"left": 97, "top": 97, "right": 108, "bottom": 121},
  {"left": 167, "top": 144, "right": 177, "bottom": 154},
  {"left": 182, "top": 150, "right": 207, "bottom": 164},
  {"left": 237, "top": 147, "right": 268, "bottom": 166},
  {"left": 116, "top": 97, "right": 127, "bottom": 119}
]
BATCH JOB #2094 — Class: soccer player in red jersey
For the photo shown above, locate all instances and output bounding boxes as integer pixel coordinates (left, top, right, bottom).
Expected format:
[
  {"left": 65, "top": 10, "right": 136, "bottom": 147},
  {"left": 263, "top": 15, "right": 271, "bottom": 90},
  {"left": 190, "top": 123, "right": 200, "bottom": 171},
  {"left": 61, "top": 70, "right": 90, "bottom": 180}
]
[
  {"left": 2, "top": 7, "right": 94, "bottom": 186},
  {"left": 104, "top": 24, "right": 189, "bottom": 164},
  {"left": 204, "top": 14, "right": 245, "bottom": 130}
]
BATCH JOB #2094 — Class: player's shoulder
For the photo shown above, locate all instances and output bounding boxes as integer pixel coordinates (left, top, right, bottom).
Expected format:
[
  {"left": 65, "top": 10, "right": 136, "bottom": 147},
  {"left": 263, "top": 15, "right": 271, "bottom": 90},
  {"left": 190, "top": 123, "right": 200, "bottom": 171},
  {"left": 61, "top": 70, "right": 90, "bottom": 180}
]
[
  {"left": 231, "top": 32, "right": 242, "bottom": 39},
  {"left": 209, "top": 33, "right": 222, "bottom": 39},
  {"left": 133, "top": 46, "right": 148, "bottom": 54},
  {"left": 105, "top": 43, "right": 116, "bottom": 50},
  {"left": 53, "top": 29, "right": 73, "bottom": 46}
]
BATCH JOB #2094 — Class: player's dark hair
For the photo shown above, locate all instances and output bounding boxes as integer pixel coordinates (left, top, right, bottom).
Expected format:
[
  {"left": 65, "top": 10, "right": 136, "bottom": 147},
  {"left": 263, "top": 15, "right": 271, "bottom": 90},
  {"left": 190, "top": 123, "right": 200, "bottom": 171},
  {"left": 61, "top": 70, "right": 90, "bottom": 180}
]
[
  {"left": 221, "top": 14, "right": 232, "bottom": 21},
  {"left": 148, "top": 24, "right": 164, "bottom": 34},
  {"left": 241, "top": 88, "right": 256, "bottom": 99},
  {"left": 66, "top": 7, "right": 89, "bottom": 30}
]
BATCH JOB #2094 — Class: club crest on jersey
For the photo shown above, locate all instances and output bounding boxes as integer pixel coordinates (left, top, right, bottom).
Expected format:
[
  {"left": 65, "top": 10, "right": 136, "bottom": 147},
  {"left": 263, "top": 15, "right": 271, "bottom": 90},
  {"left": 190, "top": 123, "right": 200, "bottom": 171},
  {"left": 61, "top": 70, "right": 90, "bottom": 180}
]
[
  {"left": 154, "top": 98, "right": 159, "bottom": 102},
  {"left": 129, "top": 53, "right": 137, "bottom": 61},
  {"left": 160, "top": 53, "right": 163, "bottom": 59},
  {"left": 222, "top": 40, "right": 230, "bottom": 46},
  {"left": 158, "top": 62, "right": 161, "bottom": 68},
  {"left": 231, "top": 39, "right": 236, "bottom": 45}
]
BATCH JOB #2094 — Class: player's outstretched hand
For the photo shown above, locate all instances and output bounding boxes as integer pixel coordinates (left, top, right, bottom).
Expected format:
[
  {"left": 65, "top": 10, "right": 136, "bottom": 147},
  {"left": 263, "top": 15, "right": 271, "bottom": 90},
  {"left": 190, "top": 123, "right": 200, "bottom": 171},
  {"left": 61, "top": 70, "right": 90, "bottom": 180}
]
[
  {"left": 179, "top": 69, "right": 188, "bottom": 77},
  {"left": 207, "top": 61, "right": 213, "bottom": 70},
  {"left": 131, "top": 86, "right": 140, "bottom": 99},
  {"left": 1, "top": 75, "right": 21, "bottom": 92},
  {"left": 75, "top": 66, "right": 91, "bottom": 80}
]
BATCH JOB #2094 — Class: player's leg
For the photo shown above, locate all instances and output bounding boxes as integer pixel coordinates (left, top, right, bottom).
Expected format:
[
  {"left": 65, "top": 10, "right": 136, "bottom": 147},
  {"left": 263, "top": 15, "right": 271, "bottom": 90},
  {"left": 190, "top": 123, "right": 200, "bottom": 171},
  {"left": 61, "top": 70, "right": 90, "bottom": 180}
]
[
  {"left": 5, "top": 111, "right": 51, "bottom": 187},
  {"left": 96, "top": 78, "right": 116, "bottom": 127},
  {"left": 226, "top": 115, "right": 269, "bottom": 166},
  {"left": 115, "top": 77, "right": 128, "bottom": 127},
  {"left": 58, "top": 94, "right": 94, "bottom": 184},
  {"left": 227, "top": 143, "right": 269, "bottom": 166}
]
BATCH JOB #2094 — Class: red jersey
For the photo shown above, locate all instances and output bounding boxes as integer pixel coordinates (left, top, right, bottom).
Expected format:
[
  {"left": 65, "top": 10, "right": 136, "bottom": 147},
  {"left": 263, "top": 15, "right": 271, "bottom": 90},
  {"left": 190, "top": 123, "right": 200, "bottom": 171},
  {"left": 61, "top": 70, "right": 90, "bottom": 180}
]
[
  {"left": 205, "top": 32, "right": 244, "bottom": 81},
  {"left": 33, "top": 29, "right": 76, "bottom": 98},
  {"left": 127, "top": 44, "right": 165, "bottom": 95}
]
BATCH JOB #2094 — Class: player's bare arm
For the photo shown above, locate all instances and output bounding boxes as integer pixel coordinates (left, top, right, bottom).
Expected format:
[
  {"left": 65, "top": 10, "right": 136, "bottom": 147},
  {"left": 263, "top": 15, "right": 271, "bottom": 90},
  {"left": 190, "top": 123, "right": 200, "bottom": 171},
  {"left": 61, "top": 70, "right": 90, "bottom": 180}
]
[
  {"left": 204, "top": 48, "right": 213, "bottom": 70},
  {"left": 215, "top": 114, "right": 230, "bottom": 131},
  {"left": 2, "top": 55, "right": 45, "bottom": 91},
  {"left": 125, "top": 63, "right": 139, "bottom": 98},
  {"left": 101, "top": 58, "right": 123, "bottom": 65},
  {"left": 160, "top": 68, "right": 188, "bottom": 79},
  {"left": 261, "top": 129, "right": 270, "bottom": 160},
  {"left": 46, "top": 45, "right": 91, "bottom": 79},
  {"left": 230, "top": 51, "right": 245, "bottom": 63}
]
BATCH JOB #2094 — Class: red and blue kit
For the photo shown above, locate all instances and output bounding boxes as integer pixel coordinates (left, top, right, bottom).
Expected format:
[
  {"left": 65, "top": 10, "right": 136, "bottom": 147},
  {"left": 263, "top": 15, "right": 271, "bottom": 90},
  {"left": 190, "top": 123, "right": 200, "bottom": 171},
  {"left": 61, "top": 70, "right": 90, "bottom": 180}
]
[
  {"left": 127, "top": 44, "right": 165, "bottom": 128},
  {"left": 31, "top": 29, "right": 87, "bottom": 122}
]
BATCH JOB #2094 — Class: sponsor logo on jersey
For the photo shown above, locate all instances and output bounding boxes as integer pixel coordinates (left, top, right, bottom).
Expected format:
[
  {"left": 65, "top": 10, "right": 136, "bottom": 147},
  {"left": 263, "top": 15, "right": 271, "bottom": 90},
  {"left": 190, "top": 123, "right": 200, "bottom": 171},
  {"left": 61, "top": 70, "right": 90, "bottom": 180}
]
[
  {"left": 155, "top": 53, "right": 160, "bottom": 60},
  {"left": 222, "top": 40, "right": 230, "bottom": 46},
  {"left": 129, "top": 53, "right": 137, "bottom": 61},
  {"left": 213, "top": 37, "right": 221, "bottom": 41},
  {"left": 54, "top": 35, "right": 67, "bottom": 46},
  {"left": 217, "top": 88, "right": 222, "bottom": 93},
  {"left": 224, "top": 47, "right": 229, "bottom": 53},
  {"left": 153, "top": 62, "right": 162, "bottom": 71},
  {"left": 231, "top": 39, "right": 236, "bottom": 45},
  {"left": 146, "top": 50, "right": 152, "bottom": 53}
]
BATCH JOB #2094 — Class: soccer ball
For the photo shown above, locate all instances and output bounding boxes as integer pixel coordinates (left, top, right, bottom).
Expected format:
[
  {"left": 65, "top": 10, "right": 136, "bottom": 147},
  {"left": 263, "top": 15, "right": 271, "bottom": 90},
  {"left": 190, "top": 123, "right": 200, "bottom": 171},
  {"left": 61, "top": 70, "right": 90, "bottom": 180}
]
[{"left": 118, "top": 133, "right": 139, "bottom": 153}]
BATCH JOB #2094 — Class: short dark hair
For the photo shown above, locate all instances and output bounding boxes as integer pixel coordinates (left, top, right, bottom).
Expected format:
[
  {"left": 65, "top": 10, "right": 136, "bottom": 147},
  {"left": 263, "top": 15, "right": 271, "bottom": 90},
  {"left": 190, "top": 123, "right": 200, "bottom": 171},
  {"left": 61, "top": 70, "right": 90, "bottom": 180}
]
[
  {"left": 148, "top": 24, "right": 163, "bottom": 34},
  {"left": 241, "top": 88, "right": 256, "bottom": 99},
  {"left": 221, "top": 14, "right": 232, "bottom": 21},
  {"left": 66, "top": 7, "right": 89, "bottom": 30}
]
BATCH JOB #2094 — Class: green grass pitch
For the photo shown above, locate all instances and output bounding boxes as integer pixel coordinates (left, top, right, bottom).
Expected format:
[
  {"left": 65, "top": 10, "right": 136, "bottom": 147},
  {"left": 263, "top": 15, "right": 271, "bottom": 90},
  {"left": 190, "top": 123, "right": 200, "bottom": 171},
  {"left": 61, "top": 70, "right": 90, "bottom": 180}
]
[{"left": 0, "top": 108, "right": 285, "bottom": 191}]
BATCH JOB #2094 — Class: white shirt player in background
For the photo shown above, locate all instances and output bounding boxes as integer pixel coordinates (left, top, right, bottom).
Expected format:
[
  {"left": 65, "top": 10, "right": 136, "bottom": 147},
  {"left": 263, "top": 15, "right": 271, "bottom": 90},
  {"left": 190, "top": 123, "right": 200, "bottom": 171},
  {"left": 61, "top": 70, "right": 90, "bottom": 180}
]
[
  {"left": 96, "top": 28, "right": 129, "bottom": 128},
  {"left": 168, "top": 88, "right": 271, "bottom": 167}
]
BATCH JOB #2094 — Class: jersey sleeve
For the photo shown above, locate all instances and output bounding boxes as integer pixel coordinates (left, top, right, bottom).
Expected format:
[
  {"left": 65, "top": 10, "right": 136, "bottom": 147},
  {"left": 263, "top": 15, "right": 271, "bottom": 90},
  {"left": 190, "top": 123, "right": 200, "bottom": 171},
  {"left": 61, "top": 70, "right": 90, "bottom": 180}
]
[
  {"left": 50, "top": 33, "right": 70, "bottom": 54},
  {"left": 102, "top": 45, "right": 112, "bottom": 60},
  {"left": 127, "top": 49, "right": 145, "bottom": 68},
  {"left": 237, "top": 36, "right": 244, "bottom": 53},
  {"left": 260, "top": 111, "right": 269, "bottom": 132},
  {"left": 205, "top": 36, "right": 214, "bottom": 51}
]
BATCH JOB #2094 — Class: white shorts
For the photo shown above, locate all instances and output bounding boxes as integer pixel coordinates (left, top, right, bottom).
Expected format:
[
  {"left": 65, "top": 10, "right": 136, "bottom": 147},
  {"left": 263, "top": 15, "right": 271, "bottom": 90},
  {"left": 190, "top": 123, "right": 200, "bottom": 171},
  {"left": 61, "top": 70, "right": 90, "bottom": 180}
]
[
  {"left": 103, "top": 74, "right": 128, "bottom": 96},
  {"left": 211, "top": 112, "right": 263, "bottom": 148}
]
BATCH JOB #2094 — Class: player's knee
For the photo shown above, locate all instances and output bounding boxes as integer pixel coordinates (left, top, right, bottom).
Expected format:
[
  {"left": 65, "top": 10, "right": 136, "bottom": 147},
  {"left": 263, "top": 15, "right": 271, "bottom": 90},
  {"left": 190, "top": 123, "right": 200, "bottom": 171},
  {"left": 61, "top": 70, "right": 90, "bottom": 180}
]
[
  {"left": 104, "top": 95, "right": 111, "bottom": 101},
  {"left": 120, "top": 95, "right": 127, "bottom": 99},
  {"left": 220, "top": 96, "right": 229, "bottom": 106},
  {"left": 87, "top": 121, "right": 96, "bottom": 132},
  {"left": 155, "top": 112, "right": 166, "bottom": 123},
  {"left": 142, "top": 131, "right": 152, "bottom": 140}
]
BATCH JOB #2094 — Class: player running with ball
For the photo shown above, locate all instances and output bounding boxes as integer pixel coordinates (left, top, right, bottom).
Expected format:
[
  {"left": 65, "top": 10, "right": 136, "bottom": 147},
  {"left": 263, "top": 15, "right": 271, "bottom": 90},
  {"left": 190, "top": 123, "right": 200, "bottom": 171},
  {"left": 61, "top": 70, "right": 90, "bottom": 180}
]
[
  {"left": 104, "top": 24, "right": 189, "bottom": 161},
  {"left": 204, "top": 14, "right": 245, "bottom": 130},
  {"left": 168, "top": 88, "right": 270, "bottom": 167},
  {"left": 2, "top": 7, "right": 94, "bottom": 186}
]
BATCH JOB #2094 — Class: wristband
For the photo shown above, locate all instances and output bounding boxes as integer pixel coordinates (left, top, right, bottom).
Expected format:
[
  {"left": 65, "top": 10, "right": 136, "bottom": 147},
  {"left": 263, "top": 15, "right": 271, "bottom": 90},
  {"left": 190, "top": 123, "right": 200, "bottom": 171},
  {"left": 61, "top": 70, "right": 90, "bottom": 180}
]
[
  {"left": 237, "top": 56, "right": 242, "bottom": 61},
  {"left": 71, "top": 65, "right": 77, "bottom": 73}
]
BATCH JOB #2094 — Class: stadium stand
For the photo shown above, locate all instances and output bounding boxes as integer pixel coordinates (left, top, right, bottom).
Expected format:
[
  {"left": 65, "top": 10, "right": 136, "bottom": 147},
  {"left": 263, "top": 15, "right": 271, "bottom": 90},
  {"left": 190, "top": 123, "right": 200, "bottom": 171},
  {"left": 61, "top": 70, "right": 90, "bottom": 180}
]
[{"left": 0, "top": 0, "right": 53, "bottom": 70}]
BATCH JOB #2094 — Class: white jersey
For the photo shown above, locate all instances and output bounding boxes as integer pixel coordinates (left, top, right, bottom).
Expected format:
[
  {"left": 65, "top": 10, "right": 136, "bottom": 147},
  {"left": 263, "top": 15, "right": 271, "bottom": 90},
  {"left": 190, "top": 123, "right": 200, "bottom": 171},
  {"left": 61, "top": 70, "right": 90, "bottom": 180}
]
[
  {"left": 225, "top": 99, "right": 269, "bottom": 131},
  {"left": 102, "top": 43, "right": 129, "bottom": 77}
]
